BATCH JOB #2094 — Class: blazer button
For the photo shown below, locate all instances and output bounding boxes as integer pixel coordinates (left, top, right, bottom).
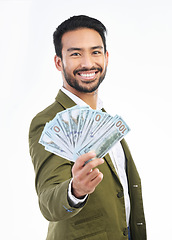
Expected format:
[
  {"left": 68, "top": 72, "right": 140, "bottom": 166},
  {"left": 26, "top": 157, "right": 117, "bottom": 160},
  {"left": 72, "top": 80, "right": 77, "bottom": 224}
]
[{"left": 117, "top": 191, "right": 124, "bottom": 198}]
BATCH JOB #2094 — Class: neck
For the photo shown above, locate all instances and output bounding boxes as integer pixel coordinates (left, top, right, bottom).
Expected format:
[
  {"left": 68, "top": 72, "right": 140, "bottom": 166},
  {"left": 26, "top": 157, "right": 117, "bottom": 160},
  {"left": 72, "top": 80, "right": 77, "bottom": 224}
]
[
  {"left": 79, "top": 91, "right": 98, "bottom": 110},
  {"left": 63, "top": 85, "right": 98, "bottom": 109}
]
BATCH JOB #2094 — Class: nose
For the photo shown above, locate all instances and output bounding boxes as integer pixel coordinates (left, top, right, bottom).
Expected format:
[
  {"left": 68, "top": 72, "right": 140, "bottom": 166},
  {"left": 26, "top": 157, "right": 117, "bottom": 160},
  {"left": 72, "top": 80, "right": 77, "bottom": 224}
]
[{"left": 80, "top": 53, "right": 94, "bottom": 69}]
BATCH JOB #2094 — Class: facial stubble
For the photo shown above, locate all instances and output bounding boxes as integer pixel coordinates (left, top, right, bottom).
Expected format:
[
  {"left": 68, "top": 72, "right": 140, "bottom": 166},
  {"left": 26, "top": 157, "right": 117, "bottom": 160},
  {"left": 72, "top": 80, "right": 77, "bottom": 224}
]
[{"left": 62, "top": 63, "right": 107, "bottom": 93}]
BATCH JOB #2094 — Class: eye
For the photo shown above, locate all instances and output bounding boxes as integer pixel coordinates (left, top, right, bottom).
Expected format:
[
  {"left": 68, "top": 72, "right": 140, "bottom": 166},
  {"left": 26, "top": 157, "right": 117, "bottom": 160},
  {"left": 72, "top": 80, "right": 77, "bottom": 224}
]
[
  {"left": 92, "top": 50, "right": 102, "bottom": 55},
  {"left": 70, "top": 52, "right": 81, "bottom": 57}
]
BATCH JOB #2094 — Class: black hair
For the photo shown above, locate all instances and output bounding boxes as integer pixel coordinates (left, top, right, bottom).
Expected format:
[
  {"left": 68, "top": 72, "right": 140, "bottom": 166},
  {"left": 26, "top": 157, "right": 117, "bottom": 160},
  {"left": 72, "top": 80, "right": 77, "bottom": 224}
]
[{"left": 53, "top": 15, "right": 107, "bottom": 58}]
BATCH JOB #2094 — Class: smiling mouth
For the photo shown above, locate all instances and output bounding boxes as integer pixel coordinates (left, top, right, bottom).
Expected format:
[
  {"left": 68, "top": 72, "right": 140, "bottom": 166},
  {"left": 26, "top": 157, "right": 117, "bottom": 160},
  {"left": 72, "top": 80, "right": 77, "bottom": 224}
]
[
  {"left": 79, "top": 71, "right": 98, "bottom": 80},
  {"left": 75, "top": 69, "right": 100, "bottom": 81}
]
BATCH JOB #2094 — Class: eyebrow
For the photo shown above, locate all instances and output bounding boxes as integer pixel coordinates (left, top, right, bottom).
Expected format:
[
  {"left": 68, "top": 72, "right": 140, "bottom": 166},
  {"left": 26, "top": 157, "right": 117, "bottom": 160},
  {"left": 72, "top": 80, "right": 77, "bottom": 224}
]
[{"left": 67, "top": 46, "right": 103, "bottom": 52}]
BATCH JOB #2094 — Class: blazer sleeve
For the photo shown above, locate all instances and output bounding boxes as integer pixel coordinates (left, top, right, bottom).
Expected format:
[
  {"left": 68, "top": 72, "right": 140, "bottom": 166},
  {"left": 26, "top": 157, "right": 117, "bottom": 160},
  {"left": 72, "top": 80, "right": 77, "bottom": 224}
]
[{"left": 29, "top": 114, "right": 85, "bottom": 222}]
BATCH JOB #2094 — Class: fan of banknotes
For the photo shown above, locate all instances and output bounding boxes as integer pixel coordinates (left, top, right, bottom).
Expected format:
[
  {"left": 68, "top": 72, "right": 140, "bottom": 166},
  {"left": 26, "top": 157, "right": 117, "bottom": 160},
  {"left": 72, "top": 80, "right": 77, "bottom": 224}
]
[{"left": 39, "top": 106, "right": 130, "bottom": 162}]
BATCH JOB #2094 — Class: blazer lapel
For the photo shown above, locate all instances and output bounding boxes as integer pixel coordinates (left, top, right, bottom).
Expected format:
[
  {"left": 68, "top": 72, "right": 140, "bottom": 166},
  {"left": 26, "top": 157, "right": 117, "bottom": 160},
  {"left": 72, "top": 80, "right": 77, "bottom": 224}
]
[
  {"left": 55, "top": 89, "right": 76, "bottom": 109},
  {"left": 104, "top": 153, "right": 121, "bottom": 182},
  {"left": 101, "top": 108, "right": 121, "bottom": 179}
]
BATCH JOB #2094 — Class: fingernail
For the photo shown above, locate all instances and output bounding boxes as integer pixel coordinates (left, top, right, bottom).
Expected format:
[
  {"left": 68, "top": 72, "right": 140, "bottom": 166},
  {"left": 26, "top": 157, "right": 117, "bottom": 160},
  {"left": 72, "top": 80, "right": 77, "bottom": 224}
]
[
  {"left": 89, "top": 151, "right": 96, "bottom": 157},
  {"left": 89, "top": 150, "right": 96, "bottom": 154}
]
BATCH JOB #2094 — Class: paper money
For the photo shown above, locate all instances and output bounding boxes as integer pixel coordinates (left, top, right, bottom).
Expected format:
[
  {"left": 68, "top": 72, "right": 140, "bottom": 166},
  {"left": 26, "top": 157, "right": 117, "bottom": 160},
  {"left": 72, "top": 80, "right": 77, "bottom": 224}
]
[{"left": 39, "top": 106, "right": 130, "bottom": 162}]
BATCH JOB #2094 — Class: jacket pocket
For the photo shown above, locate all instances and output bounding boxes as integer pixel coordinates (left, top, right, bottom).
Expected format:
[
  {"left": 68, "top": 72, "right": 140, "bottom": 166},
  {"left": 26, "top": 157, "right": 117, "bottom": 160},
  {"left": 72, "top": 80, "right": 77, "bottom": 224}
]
[
  {"left": 74, "top": 230, "right": 108, "bottom": 240},
  {"left": 73, "top": 212, "right": 103, "bottom": 227},
  {"left": 71, "top": 211, "right": 107, "bottom": 240}
]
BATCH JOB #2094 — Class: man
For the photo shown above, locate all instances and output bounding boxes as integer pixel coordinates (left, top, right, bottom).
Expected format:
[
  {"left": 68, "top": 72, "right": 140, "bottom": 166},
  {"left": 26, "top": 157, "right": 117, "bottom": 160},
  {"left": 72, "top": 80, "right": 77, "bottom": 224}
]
[{"left": 29, "top": 15, "right": 146, "bottom": 240}]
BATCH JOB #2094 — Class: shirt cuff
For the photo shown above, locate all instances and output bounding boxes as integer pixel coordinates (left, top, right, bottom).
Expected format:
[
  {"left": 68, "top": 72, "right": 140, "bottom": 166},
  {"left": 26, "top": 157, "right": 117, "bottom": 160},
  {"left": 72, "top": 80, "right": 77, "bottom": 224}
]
[{"left": 68, "top": 178, "right": 88, "bottom": 207}]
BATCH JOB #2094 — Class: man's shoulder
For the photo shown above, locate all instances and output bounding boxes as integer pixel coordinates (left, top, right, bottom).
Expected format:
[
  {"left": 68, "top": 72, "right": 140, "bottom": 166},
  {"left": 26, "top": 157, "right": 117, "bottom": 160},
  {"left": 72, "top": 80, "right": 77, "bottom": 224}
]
[
  {"left": 29, "top": 99, "right": 64, "bottom": 139},
  {"left": 29, "top": 89, "right": 76, "bottom": 139},
  {"left": 35, "top": 100, "right": 64, "bottom": 121}
]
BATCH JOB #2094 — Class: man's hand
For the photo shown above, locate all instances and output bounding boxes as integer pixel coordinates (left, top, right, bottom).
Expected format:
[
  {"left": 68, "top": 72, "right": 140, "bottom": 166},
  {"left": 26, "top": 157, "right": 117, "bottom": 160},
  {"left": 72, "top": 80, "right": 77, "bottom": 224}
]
[{"left": 71, "top": 152, "right": 104, "bottom": 198}]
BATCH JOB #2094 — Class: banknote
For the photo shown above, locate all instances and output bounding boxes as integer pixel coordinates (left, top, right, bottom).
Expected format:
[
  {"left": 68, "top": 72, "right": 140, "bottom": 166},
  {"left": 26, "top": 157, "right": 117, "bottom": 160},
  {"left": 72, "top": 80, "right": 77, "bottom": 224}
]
[
  {"left": 39, "top": 106, "right": 130, "bottom": 162},
  {"left": 74, "top": 116, "right": 130, "bottom": 160},
  {"left": 39, "top": 130, "right": 73, "bottom": 160}
]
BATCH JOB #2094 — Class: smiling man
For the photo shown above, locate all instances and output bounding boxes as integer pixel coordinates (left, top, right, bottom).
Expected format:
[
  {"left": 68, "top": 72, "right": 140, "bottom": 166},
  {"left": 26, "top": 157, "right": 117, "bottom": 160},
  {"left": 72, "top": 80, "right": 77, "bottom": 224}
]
[
  {"left": 29, "top": 15, "right": 147, "bottom": 240},
  {"left": 54, "top": 27, "right": 108, "bottom": 109}
]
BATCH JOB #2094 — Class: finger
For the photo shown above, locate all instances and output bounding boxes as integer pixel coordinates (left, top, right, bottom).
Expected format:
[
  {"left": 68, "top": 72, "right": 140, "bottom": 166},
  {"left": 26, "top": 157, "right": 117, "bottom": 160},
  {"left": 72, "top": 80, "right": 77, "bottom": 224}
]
[
  {"left": 77, "top": 158, "right": 104, "bottom": 179},
  {"left": 84, "top": 158, "right": 104, "bottom": 172},
  {"left": 92, "top": 171, "right": 103, "bottom": 187},
  {"left": 87, "top": 168, "right": 100, "bottom": 180},
  {"left": 87, "top": 172, "right": 104, "bottom": 193},
  {"left": 74, "top": 151, "right": 96, "bottom": 169}
]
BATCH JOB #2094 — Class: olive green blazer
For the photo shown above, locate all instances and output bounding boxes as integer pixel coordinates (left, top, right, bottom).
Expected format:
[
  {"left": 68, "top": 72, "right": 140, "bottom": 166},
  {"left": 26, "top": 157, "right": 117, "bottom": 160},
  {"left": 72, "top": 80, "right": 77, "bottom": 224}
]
[{"left": 29, "top": 90, "right": 146, "bottom": 240}]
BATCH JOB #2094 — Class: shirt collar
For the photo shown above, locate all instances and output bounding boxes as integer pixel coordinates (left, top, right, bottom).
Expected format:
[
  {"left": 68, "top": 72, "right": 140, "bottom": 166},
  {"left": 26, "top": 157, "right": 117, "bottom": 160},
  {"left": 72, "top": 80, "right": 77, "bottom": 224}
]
[{"left": 61, "top": 87, "right": 103, "bottom": 110}]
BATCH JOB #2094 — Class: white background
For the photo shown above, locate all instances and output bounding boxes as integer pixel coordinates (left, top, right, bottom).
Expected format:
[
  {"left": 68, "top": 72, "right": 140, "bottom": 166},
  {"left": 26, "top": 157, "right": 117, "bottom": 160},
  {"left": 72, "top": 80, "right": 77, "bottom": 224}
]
[{"left": 1, "top": 0, "right": 172, "bottom": 239}]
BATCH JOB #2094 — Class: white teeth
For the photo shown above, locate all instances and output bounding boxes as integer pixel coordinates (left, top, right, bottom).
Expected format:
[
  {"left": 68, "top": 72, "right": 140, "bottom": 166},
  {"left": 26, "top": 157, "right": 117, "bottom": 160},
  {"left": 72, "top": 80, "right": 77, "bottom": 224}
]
[{"left": 80, "top": 73, "right": 95, "bottom": 78}]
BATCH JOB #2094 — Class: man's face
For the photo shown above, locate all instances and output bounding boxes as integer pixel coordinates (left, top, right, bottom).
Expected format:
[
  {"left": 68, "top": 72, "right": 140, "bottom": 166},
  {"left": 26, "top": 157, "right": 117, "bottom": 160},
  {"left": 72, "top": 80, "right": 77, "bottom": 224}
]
[{"left": 55, "top": 28, "right": 109, "bottom": 93}]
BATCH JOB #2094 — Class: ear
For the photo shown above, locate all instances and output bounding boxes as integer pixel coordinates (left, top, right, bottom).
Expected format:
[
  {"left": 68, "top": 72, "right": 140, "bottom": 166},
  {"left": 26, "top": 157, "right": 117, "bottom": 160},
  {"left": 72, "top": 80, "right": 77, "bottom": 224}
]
[
  {"left": 105, "top": 51, "right": 109, "bottom": 66},
  {"left": 54, "top": 55, "right": 63, "bottom": 71}
]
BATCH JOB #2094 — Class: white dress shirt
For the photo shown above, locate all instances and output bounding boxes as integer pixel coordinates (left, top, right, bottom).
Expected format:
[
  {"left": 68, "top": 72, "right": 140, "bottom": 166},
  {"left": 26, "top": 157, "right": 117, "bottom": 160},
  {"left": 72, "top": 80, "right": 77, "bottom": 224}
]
[{"left": 61, "top": 87, "right": 131, "bottom": 226}]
